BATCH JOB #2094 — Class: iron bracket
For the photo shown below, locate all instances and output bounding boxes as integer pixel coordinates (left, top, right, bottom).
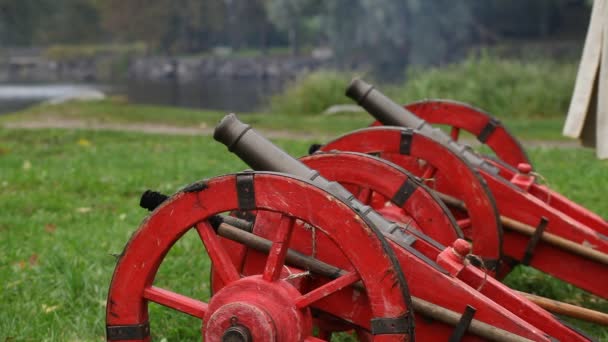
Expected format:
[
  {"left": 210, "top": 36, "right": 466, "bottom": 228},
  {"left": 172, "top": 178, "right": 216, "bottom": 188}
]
[
  {"left": 521, "top": 217, "right": 549, "bottom": 266},
  {"left": 448, "top": 305, "right": 477, "bottom": 342},
  {"left": 477, "top": 117, "right": 500, "bottom": 143},
  {"left": 106, "top": 322, "right": 150, "bottom": 341},
  {"left": 370, "top": 314, "right": 411, "bottom": 334},
  {"left": 399, "top": 129, "right": 414, "bottom": 155},
  {"left": 391, "top": 178, "right": 418, "bottom": 207},
  {"left": 236, "top": 173, "right": 256, "bottom": 211}
]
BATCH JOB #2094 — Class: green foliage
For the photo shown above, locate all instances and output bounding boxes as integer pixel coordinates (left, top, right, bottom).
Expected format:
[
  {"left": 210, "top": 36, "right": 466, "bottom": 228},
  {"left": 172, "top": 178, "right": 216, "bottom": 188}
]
[
  {"left": 266, "top": 55, "right": 576, "bottom": 120},
  {"left": 386, "top": 54, "right": 576, "bottom": 119},
  {"left": 268, "top": 71, "right": 354, "bottom": 115}
]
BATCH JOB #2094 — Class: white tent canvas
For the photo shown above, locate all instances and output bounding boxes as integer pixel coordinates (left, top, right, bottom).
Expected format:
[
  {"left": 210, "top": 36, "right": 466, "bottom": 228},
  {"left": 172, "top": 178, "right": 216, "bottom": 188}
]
[{"left": 563, "top": 0, "right": 608, "bottom": 159}]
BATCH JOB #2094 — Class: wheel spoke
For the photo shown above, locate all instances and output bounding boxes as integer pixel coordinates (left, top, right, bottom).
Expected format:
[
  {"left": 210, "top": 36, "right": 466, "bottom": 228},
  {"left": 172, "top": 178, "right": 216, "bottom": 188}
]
[
  {"left": 196, "top": 222, "right": 240, "bottom": 285},
  {"left": 420, "top": 164, "right": 437, "bottom": 183},
  {"left": 356, "top": 187, "right": 373, "bottom": 204},
  {"left": 450, "top": 126, "right": 461, "bottom": 140},
  {"left": 143, "top": 286, "right": 208, "bottom": 319},
  {"left": 457, "top": 218, "right": 472, "bottom": 229},
  {"left": 263, "top": 215, "right": 296, "bottom": 282},
  {"left": 295, "top": 272, "right": 361, "bottom": 309}
]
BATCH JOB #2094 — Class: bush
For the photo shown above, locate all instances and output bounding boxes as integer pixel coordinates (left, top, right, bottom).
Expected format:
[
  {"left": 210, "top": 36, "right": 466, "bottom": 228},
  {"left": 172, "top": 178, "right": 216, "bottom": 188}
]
[
  {"left": 387, "top": 54, "right": 577, "bottom": 119},
  {"left": 269, "top": 55, "right": 577, "bottom": 119},
  {"left": 268, "top": 71, "right": 354, "bottom": 115}
]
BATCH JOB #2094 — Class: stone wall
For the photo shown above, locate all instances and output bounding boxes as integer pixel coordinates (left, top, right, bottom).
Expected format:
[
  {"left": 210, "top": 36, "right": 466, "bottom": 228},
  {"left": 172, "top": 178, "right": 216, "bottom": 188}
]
[
  {"left": 129, "top": 55, "right": 331, "bottom": 82},
  {"left": 0, "top": 53, "right": 332, "bottom": 83}
]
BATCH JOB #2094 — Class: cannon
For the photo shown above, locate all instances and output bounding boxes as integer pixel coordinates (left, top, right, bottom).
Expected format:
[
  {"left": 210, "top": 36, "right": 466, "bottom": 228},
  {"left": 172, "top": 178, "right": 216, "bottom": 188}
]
[
  {"left": 105, "top": 114, "right": 597, "bottom": 341},
  {"left": 307, "top": 79, "right": 608, "bottom": 298},
  {"left": 376, "top": 100, "right": 531, "bottom": 169},
  {"left": 104, "top": 82, "right": 608, "bottom": 340}
]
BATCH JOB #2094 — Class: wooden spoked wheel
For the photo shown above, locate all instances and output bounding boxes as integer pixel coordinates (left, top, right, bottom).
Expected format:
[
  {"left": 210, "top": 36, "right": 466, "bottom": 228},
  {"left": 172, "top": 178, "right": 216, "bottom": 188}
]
[
  {"left": 371, "top": 99, "right": 531, "bottom": 170},
  {"left": 318, "top": 127, "right": 504, "bottom": 275},
  {"left": 106, "top": 172, "right": 413, "bottom": 341}
]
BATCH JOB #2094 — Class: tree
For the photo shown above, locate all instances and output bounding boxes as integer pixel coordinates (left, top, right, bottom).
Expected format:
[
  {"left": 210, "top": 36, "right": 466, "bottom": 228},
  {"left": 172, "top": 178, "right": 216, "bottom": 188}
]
[{"left": 264, "top": 0, "right": 324, "bottom": 54}]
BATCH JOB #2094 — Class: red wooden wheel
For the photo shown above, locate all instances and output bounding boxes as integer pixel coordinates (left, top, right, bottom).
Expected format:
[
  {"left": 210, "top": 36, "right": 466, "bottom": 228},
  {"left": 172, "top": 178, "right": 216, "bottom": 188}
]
[
  {"left": 318, "top": 127, "right": 504, "bottom": 275},
  {"left": 106, "top": 172, "right": 413, "bottom": 341},
  {"left": 371, "top": 100, "right": 531, "bottom": 169},
  {"left": 299, "top": 151, "right": 462, "bottom": 247}
]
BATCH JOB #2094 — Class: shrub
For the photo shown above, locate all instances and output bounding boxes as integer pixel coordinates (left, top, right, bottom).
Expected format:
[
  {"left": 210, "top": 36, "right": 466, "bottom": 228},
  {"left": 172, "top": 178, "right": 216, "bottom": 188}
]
[
  {"left": 268, "top": 71, "right": 354, "bottom": 115},
  {"left": 387, "top": 54, "right": 577, "bottom": 119}
]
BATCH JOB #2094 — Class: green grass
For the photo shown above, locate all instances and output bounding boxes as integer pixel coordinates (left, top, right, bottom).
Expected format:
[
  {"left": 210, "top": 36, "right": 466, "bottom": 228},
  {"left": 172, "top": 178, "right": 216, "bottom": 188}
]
[
  {"left": 0, "top": 128, "right": 606, "bottom": 341},
  {"left": 1, "top": 96, "right": 569, "bottom": 141}
]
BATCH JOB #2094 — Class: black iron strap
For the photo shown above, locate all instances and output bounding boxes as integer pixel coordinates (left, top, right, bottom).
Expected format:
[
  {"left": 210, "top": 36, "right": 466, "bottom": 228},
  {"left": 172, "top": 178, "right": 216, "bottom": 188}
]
[
  {"left": 521, "top": 217, "right": 549, "bottom": 266},
  {"left": 448, "top": 305, "right": 477, "bottom": 342},
  {"left": 371, "top": 314, "right": 411, "bottom": 334},
  {"left": 477, "top": 118, "right": 500, "bottom": 143},
  {"left": 400, "top": 129, "right": 414, "bottom": 155},
  {"left": 107, "top": 322, "right": 150, "bottom": 341},
  {"left": 236, "top": 173, "right": 256, "bottom": 211},
  {"left": 392, "top": 178, "right": 418, "bottom": 207}
]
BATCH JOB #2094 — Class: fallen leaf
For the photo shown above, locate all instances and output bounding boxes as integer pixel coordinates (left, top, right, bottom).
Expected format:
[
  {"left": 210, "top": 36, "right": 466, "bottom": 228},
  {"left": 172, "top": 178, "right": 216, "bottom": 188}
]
[
  {"left": 78, "top": 138, "right": 91, "bottom": 147},
  {"left": 22, "top": 160, "right": 31, "bottom": 170},
  {"left": 16, "top": 260, "right": 26, "bottom": 270},
  {"left": 42, "top": 304, "right": 60, "bottom": 313},
  {"left": 44, "top": 223, "right": 57, "bottom": 233},
  {"left": 76, "top": 207, "right": 92, "bottom": 213},
  {"left": 29, "top": 254, "right": 39, "bottom": 266}
]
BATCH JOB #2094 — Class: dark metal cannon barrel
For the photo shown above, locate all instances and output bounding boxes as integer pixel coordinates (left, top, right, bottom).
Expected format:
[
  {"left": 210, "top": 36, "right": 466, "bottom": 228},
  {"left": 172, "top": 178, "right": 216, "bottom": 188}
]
[
  {"left": 346, "top": 79, "right": 498, "bottom": 174},
  {"left": 213, "top": 114, "right": 444, "bottom": 263}
]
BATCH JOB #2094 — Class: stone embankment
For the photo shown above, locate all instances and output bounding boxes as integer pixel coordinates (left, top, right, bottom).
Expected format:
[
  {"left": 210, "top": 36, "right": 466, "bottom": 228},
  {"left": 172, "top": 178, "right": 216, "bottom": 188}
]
[{"left": 0, "top": 50, "right": 332, "bottom": 83}]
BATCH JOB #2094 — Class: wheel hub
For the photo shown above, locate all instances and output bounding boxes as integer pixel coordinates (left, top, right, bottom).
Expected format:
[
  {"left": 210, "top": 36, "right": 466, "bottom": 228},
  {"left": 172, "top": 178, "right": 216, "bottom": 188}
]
[
  {"left": 221, "top": 322, "right": 252, "bottom": 342},
  {"left": 203, "top": 276, "right": 312, "bottom": 342}
]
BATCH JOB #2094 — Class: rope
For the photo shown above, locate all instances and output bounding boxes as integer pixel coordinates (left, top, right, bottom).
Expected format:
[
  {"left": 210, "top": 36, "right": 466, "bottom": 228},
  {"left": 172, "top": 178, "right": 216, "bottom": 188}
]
[
  {"left": 530, "top": 171, "right": 552, "bottom": 204},
  {"left": 464, "top": 253, "right": 489, "bottom": 292},
  {"left": 451, "top": 247, "right": 489, "bottom": 292}
]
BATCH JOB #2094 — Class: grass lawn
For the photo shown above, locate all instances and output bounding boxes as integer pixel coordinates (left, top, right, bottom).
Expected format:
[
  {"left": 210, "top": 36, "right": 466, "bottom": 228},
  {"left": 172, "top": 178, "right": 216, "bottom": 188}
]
[
  {"left": 0, "top": 127, "right": 606, "bottom": 341},
  {"left": 1, "top": 98, "right": 568, "bottom": 141}
]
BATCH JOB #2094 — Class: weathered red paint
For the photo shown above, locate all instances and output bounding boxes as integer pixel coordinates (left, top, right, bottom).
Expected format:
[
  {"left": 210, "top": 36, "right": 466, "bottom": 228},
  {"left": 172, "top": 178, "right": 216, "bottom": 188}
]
[
  {"left": 299, "top": 152, "right": 462, "bottom": 247},
  {"left": 373, "top": 99, "right": 532, "bottom": 169},
  {"left": 107, "top": 173, "right": 412, "bottom": 341},
  {"left": 317, "top": 128, "right": 503, "bottom": 274},
  {"left": 319, "top": 126, "right": 608, "bottom": 299}
]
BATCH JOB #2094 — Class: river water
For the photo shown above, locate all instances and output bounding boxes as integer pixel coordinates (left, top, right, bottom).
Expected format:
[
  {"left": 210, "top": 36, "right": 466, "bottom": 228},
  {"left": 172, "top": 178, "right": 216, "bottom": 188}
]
[{"left": 0, "top": 78, "right": 288, "bottom": 115}]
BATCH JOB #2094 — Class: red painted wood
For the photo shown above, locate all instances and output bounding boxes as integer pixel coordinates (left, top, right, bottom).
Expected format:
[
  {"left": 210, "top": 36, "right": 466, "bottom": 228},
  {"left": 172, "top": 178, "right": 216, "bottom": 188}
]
[
  {"left": 196, "top": 222, "right": 241, "bottom": 285},
  {"left": 107, "top": 173, "right": 412, "bottom": 341},
  {"left": 295, "top": 272, "right": 361, "bottom": 309},
  {"left": 320, "top": 127, "right": 608, "bottom": 299},
  {"left": 263, "top": 216, "right": 295, "bottom": 282},
  {"left": 319, "top": 128, "right": 503, "bottom": 273},
  {"left": 300, "top": 152, "right": 462, "bottom": 248},
  {"left": 143, "top": 286, "right": 207, "bottom": 319},
  {"left": 407, "top": 99, "right": 531, "bottom": 168}
]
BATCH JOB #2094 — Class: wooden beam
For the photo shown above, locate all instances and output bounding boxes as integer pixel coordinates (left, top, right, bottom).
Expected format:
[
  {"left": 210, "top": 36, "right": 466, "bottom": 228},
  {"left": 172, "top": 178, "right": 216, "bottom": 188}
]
[
  {"left": 598, "top": 1, "right": 608, "bottom": 159},
  {"left": 564, "top": 0, "right": 605, "bottom": 138}
]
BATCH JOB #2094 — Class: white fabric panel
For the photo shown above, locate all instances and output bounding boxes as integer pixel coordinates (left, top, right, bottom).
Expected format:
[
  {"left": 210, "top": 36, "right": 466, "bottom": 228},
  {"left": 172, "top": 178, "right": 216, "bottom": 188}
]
[{"left": 564, "top": 0, "right": 605, "bottom": 137}]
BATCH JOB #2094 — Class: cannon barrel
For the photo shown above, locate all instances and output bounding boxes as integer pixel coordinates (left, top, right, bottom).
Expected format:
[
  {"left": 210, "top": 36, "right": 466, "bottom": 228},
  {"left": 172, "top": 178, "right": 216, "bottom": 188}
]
[
  {"left": 346, "top": 79, "right": 498, "bottom": 174},
  {"left": 214, "top": 113, "right": 437, "bottom": 256}
]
